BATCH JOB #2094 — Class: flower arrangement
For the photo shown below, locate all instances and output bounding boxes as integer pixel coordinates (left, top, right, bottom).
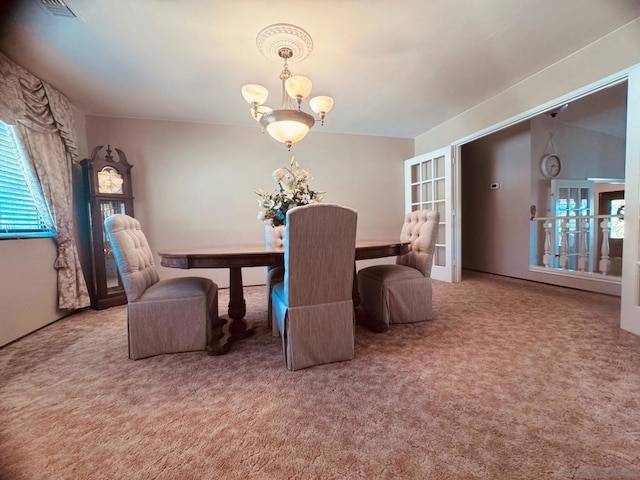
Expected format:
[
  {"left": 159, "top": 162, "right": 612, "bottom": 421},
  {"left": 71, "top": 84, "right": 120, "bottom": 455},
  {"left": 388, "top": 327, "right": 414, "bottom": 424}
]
[{"left": 255, "top": 157, "right": 324, "bottom": 227}]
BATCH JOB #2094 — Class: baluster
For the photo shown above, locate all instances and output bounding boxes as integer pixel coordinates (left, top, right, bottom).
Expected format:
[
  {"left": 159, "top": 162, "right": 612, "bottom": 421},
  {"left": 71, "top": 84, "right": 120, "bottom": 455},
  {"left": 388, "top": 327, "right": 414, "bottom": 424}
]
[
  {"left": 543, "top": 221, "right": 553, "bottom": 268},
  {"left": 578, "top": 217, "right": 589, "bottom": 272},
  {"left": 559, "top": 218, "right": 568, "bottom": 270},
  {"left": 599, "top": 218, "right": 611, "bottom": 275}
]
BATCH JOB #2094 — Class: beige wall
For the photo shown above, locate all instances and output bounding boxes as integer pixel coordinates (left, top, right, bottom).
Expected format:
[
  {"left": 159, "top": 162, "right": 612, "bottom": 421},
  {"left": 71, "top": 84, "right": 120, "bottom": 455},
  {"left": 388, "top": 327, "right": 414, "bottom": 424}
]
[
  {"left": 83, "top": 116, "right": 412, "bottom": 288},
  {"left": 0, "top": 238, "right": 59, "bottom": 346},
  {"left": 2, "top": 115, "right": 410, "bottom": 347},
  {"left": 0, "top": 106, "right": 89, "bottom": 347},
  {"left": 462, "top": 121, "right": 532, "bottom": 278},
  {"left": 530, "top": 114, "right": 626, "bottom": 217},
  {"left": 461, "top": 113, "right": 625, "bottom": 295},
  {"left": 4, "top": 18, "right": 638, "bottom": 346},
  {"left": 418, "top": 19, "right": 639, "bottom": 297},
  {"left": 530, "top": 114, "right": 626, "bottom": 280},
  {"left": 415, "top": 19, "right": 640, "bottom": 154}
]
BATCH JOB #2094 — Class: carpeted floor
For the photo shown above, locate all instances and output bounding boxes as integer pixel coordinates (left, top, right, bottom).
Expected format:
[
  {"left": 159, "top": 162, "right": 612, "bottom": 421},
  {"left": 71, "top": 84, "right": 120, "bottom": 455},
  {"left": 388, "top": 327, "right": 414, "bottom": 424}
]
[{"left": 1, "top": 271, "right": 639, "bottom": 479}]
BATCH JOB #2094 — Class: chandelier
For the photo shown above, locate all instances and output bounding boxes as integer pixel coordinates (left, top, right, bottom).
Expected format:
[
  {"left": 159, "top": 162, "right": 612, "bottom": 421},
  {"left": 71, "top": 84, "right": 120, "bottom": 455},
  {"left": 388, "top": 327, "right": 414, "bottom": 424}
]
[{"left": 241, "top": 24, "right": 334, "bottom": 150}]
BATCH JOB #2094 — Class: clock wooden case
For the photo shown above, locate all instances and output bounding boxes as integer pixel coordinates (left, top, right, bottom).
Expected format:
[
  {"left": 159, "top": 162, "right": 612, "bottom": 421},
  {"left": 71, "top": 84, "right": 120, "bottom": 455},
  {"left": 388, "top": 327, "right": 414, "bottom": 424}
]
[{"left": 81, "top": 145, "right": 134, "bottom": 309}]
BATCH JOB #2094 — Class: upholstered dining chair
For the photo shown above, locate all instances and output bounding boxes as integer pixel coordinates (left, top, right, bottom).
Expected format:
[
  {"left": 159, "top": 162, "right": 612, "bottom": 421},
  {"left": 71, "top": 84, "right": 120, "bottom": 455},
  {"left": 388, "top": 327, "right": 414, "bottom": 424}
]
[
  {"left": 357, "top": 209, "right": 440, "bottom": 329},
  {"left": 271, "top": 203, "right": 358, "bottom": 371},
  {"left": 104, "top": 214, "right": 219, "bottom": 360}
]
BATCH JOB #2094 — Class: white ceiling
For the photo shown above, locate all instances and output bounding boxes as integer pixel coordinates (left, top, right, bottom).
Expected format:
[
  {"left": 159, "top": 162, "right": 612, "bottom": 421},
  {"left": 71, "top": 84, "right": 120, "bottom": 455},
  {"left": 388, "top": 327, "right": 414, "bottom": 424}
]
[{"left": 1, "top": 0, "right": 639, "bottom": 139}]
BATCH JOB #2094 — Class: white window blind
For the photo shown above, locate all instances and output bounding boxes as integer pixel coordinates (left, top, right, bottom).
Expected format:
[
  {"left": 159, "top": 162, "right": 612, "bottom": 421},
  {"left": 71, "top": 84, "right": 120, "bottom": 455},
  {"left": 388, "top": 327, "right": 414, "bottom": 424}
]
[{"left": 0, "top": 121, "right": 54, "bottom": 238}]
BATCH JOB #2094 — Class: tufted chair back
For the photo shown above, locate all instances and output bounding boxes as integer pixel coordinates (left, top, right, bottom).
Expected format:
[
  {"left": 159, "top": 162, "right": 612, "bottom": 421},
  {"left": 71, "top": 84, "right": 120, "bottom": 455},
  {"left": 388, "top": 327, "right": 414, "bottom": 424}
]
[
  {"left": 104, "top": 214, "right": 160, "bottom": 302},
  {"left": 396, "top": 209, "right": 440, "bottom": 277}
]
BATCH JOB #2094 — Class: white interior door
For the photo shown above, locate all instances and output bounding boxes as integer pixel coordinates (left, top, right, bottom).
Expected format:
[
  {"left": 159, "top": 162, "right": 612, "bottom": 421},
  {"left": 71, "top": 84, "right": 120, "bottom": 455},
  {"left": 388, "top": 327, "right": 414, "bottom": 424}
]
[
  {"left": 550, "top": 179, "right": 595, "bottom": 272},
  {"left": 621, "top": 64, "right": 640, "bottom": 335},
  {"left": 404, "top": 146, "right": 455, "bottom": 282}
]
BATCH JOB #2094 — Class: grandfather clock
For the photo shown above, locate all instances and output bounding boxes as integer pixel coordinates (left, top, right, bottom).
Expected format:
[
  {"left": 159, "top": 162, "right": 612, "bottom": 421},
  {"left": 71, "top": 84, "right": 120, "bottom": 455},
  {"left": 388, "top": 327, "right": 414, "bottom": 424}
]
[{"left": 81, "top": 145, "right": 134, "bottom": 309}]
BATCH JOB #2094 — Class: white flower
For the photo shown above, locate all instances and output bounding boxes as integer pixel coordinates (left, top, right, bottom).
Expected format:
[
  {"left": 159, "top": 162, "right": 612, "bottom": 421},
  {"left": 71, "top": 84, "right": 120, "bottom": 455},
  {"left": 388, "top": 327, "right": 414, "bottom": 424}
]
[
  {"left": 280, "top": 182, "right": 293, "bottom": 195},
  {"left": 262, "top": 197, "right": 275, "bottom": 209},
  {"left": 294, "top": 169, "right": 311, "bottom": 182},
  {"left": 272, "top": 168, "right": 286, "bottom": 181},
  {"left": 255, "top": 158, "right": 323, "bottom": 227}
]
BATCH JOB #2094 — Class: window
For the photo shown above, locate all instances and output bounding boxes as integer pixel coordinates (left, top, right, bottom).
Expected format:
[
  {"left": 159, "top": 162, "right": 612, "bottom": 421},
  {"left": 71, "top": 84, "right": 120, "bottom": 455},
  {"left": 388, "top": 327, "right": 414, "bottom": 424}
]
[
  {"left": 610, "top": 199, "right": 624, "bottom": 240},
  {"left": 0, "top": 121, "right": 54, "bottom": 238},
  {"left": 598, "top": 189, "right": 624, "bottom": 259}
]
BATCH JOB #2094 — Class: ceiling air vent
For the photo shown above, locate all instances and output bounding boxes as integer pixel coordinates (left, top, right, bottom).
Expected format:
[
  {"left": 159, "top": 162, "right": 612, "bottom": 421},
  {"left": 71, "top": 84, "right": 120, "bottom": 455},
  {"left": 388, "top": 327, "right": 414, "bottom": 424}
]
[{"left": 39, "top": 0, "right": 78, "bottom": 18}]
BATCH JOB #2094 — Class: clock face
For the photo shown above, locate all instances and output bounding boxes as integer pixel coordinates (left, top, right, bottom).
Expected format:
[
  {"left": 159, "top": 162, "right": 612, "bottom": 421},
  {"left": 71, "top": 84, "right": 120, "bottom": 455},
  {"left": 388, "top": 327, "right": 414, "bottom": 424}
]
[
  {"left": 541, "top": 154, "right": 561, "bottom": 178},
  {"left": 98, "top": 166, "right": 124, "bottom": 194}
]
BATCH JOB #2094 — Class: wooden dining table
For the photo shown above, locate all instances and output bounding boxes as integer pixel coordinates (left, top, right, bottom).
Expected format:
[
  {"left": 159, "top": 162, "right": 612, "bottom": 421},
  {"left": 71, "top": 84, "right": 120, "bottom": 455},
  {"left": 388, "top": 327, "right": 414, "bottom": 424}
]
[{"left": 158, "top": 240, "right": 408, "bottom": 354}]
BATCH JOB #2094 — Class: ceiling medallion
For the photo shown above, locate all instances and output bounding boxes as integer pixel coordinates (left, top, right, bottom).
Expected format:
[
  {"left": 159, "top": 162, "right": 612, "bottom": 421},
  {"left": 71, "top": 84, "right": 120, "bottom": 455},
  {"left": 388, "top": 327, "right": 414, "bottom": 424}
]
[
  {"left": 256, "top": 23, "right": 313, "bottom": 64},
  {"left": 241, "top": 23, "right": 333, "bottom": 150}
]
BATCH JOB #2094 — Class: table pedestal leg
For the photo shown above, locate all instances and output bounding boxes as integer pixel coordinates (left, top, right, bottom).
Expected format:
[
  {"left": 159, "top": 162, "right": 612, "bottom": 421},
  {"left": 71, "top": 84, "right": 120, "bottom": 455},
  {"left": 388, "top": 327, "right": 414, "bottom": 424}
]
[
  {"left": 227, "top": 266, "right": 254, "bottom": 340},
  {"left": 208, "top": 267, "right": 254, "bottom": 355},
  {"left": 228, "top": 267, "right": 246, "bottom": 321}
]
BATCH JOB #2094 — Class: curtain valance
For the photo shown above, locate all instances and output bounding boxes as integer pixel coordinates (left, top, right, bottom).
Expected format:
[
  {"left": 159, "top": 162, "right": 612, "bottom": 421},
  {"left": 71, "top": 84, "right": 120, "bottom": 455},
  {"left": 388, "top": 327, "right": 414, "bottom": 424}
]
[
  {"left": 0, "top": 51, "right": 89, "bottom": 310},
  {"left": 0, "top": 52, "right": 78, "bottom": 162}
]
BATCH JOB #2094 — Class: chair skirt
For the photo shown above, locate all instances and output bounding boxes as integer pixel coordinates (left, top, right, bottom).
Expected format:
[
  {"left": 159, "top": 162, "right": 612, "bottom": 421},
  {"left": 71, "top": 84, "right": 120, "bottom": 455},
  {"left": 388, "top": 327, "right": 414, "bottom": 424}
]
[
  {"left": 357, "top": 264, "right": 433, "bottom": 327},
  {"left": 127, "top": 277, "right": 218, "bottom": 359},
  {"left": 272, "top": 284, "right": 355, "bottom": 371}
]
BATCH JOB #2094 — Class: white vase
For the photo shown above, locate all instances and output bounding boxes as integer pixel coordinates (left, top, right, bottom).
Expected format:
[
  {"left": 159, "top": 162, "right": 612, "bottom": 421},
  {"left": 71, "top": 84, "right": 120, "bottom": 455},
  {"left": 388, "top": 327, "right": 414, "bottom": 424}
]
[{"left": 264, "top": 223, "right": 286, "bottom": 248}]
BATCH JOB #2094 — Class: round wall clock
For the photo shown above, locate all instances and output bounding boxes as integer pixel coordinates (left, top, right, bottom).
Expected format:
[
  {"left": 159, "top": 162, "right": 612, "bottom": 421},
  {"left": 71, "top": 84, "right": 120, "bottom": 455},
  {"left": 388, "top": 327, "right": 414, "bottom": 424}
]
[{"left": 541, "top": 153, "right": 561, "bottom": 178}]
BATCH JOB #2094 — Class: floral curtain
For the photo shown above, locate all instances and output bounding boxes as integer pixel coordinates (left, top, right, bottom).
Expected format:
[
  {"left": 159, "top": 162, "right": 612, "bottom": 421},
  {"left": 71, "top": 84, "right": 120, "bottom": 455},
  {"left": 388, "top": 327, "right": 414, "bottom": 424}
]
[{"left": 0, "top": 52, "right": 90, "bottom": 309}]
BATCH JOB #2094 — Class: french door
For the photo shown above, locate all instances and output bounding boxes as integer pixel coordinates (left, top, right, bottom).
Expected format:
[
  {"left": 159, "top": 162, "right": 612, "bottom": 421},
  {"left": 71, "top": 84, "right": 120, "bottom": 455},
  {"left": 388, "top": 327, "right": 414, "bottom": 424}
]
[
  {"left": 404, "top": 146, "right": 455, "bottom": 282},
  {"left": 550, "top": 179, "right": 595, "bottom": 272}
]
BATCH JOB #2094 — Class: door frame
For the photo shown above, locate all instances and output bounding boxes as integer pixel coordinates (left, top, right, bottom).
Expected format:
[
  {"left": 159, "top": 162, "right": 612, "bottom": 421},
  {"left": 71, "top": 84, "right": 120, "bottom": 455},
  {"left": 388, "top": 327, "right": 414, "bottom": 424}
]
[
  {"left": 621, "top": 65, "right": 640, "bottom": 335},
  {"left": 446, "top": 64, "right": 639, "bottom": 334}
]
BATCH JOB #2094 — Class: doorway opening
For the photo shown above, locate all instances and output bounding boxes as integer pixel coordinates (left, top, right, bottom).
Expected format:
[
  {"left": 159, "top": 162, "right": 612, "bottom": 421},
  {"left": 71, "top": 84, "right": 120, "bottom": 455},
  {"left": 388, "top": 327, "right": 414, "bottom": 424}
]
[{"left": 459, "top": 81, "right": 627, "bottom": 295}]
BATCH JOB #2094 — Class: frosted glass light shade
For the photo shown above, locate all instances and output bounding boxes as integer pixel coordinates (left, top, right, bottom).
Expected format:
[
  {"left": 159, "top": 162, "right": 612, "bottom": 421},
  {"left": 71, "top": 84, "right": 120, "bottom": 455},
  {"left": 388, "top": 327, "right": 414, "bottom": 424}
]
[
  {"left": 250, "top": 105, "right": 272, "bottom": 120},
  {"left": 266, "top": 121, "right": 310, "bottom": 145},
  {"left": 241, "top": 84, "right": 268, "bottom": 105},
  {"left": 285, "top": 76, "right": 313, "bottom": 99},
  {"left": 259, "top": 109, "right": 315, "bottom": 147},
  {"left": 310, "top": 96, "right": 334, "bottom": 114}
]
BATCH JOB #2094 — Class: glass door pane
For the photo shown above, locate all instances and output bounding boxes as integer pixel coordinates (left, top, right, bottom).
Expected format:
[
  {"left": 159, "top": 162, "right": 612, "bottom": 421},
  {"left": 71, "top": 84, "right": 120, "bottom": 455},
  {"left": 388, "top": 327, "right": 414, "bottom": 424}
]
[
  {"left": 551, "top": 179, "right": 594, "bottom": 272},
  {"left": 405, "top": 147, "right": 452, "bottom": 281},
  {"left": 101, "top": 200, "right": 126, "bottom": 292}
]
